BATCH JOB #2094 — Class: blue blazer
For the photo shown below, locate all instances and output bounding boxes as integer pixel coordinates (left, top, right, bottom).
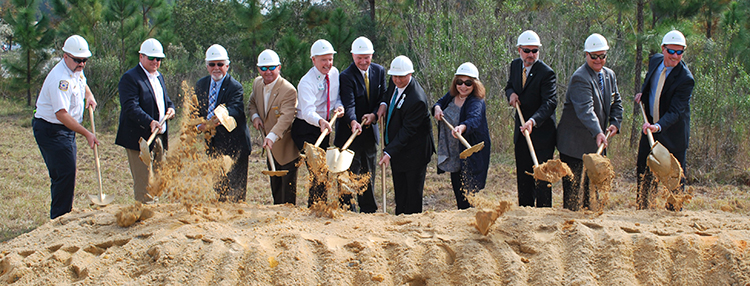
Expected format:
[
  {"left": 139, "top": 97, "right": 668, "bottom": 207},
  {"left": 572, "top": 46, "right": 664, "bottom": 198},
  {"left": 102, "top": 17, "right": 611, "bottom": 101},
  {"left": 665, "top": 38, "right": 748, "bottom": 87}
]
[
  {"left": 115, "top": 65, "right": 175, "bottom": 151},
  {"left": 334, "top": 62, "right": 387, "bottom": 154},
  {"left": 434, "top": 92, "right": 491, "bottom": 190}
]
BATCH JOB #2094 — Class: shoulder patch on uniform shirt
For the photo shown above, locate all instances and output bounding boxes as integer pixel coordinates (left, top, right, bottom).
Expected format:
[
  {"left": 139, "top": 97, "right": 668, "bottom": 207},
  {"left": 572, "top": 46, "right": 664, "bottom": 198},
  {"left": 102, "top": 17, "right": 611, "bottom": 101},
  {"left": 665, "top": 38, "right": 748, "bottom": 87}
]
[{"left": 59, "top": 80, "right": 69, "bottom": 91}]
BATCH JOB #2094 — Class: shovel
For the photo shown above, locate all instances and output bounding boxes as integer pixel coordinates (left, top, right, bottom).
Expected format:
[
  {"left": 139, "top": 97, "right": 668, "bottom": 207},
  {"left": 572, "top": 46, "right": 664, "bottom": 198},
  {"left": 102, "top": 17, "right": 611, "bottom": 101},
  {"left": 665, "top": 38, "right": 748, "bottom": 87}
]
[
  {"left": 88, "top": 108, "right": 114, "bottom": 206},
  {"left": 138, "top": 117, "right": 167, "bottom": 165},
  {"left": 262, "top": 146, "right": 288, "bottom": 177},
  {"left": 213, "top": 104, "right": 237, "bottom": 132},
  {"left": 515, "top": 103, "right": 571, "bottom": 183},
  {"left": 302, "top": 110, "right": 342, "bottom": 175},
  {"left": 380, "top": 117, "right": 386, "bottom": 213},
  {"left": 639, "top": 102, "right": 683, "bottom": 191},
  {"left": 583, "top": 130, "right": 613, "bottom": 184},
  {"left": 327, "top": 131, "right": 358, "bottom": 173},
  {"left": 440, "top": 117, "right": 485, "bottom": 159}
]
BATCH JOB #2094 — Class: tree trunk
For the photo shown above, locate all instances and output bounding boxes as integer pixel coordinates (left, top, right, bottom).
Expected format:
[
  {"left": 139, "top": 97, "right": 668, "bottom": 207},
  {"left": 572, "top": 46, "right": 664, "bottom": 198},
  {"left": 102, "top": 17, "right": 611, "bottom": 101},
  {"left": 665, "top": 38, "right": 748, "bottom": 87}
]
[
  {"left": 26, "top": 49, "right": 31, "bottom": 106},
  {"left": 706, "top": 8, "right": 712, "bottom": 39},
  {"left": 369, "top": 0, "right": 375, "bottom": 22},
  {"left": 630, "top": 0, "right": 645, "bottom": 148}
]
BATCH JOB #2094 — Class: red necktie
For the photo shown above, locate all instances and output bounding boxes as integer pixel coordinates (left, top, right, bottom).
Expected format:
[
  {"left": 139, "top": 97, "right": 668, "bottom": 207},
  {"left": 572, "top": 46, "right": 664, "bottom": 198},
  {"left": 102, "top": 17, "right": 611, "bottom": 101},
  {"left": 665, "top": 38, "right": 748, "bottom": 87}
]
[{"left": 325, "top": 74, "right": 330, "bottom": 120}]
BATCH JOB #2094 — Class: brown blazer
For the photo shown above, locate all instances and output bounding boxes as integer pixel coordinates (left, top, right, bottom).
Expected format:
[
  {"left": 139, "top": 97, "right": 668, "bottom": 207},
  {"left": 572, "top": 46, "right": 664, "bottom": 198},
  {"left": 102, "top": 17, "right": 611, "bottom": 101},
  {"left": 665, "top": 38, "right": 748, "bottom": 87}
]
[{"left": 247, "top": 76, "right": 299, "bottom": 165}]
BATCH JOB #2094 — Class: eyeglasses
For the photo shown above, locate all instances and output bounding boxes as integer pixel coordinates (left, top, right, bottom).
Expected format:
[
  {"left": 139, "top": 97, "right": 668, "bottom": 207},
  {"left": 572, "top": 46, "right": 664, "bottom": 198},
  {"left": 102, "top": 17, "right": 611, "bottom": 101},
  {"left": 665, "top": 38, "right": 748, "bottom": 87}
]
[
  {"left": 259, "top": 66, "right": 278, "bottom": 71},
  {"left": 147, "top": 56, "right": 163, "bottom": 62},
  {"left": 666, "top": 48, "right": 684, "bottom": 55},
  {"left": 456, "top": 79, "right": 474, "bottom": 87},
  {"left": 521, "top": 48, "right": 539, "bottom": 54},
  {"left": 588, "top": 53, "right": 607, "bottom": 60},
  {"left": 68, "top": 54, "right": 88, "bottom": 64},
  {"left": 208, "top": 62, "right": 225, "bottom": 67}
]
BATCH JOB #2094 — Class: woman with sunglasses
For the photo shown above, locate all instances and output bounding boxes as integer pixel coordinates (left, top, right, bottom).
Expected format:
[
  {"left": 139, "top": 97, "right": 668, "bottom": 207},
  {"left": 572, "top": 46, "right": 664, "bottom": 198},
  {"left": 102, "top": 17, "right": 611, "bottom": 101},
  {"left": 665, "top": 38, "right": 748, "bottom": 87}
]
[{"left": 432, "top": 62, "right": 491, "bottom": 209}]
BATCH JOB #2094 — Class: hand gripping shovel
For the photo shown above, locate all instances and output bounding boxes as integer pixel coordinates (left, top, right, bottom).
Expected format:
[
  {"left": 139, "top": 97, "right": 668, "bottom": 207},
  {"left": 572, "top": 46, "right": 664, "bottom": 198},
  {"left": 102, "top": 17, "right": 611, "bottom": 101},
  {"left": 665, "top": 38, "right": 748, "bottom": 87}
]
[
  {"left": 327, "top": 130, "right": 358, "bottom": 173},
  {"left": 440, "top": 117, "right": 485, "bottom": 159},
  {"left": 515, "top": 103, "right": 571, "bottom": 183},
  {"left": 139, "top": 117, "right": 167, "bottom": 165},
  {"left": 639, "top": 102, "right": 683, "bottom": 191},
  {"left": 302, "top": 110, "right": 342, "bottom": 175},
  {"left": 88, "top": 108, "right": 114, "bottom": 206}
]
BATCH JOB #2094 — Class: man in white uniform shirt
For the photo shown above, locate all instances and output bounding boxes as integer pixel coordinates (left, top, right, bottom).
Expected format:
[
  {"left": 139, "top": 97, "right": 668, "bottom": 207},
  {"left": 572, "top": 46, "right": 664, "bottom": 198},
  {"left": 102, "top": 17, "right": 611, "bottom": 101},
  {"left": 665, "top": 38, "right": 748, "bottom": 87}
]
[
  {"left": 115, "top": 38, "right": 175, "bottom": 203},
  {"left": 291, "top": 39, "right": 344, "bottom": 207},
  {"left": 33, "top": 35, "right": 99, "bottom": 219}
]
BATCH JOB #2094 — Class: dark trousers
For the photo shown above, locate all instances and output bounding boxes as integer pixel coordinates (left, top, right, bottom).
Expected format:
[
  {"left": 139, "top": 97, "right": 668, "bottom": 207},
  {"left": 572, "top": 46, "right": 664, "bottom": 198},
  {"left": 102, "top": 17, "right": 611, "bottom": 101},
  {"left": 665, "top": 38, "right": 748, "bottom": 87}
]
[
  {"left": 514, "top": 138, "right": 553, "bottom": 207},
  {"left": 340, "top": 148, "right": 378, "bottom": 213},
  {"left": 269, "top": 157, "right": 299, "bottom": 205},
  {"left": 33, "top": 118, "right": 77, "bottom": 219},
  {"left": 560, "top": 153, "right": 591, "bottom": 211},
  {"left": 292, "top": 118, "right": 330, "bottom": 207},
  {"left": 212, "top": 149, "right": 249, "bottom": 202},
  {"left": 450, "top": 171, "right": 477, "bottom": 210},
  {"left": 636, "top": 135, "right": 687, "bottom": 209},
  {"left": 392, "top": 167, "right": 426, "bottom": 215}
]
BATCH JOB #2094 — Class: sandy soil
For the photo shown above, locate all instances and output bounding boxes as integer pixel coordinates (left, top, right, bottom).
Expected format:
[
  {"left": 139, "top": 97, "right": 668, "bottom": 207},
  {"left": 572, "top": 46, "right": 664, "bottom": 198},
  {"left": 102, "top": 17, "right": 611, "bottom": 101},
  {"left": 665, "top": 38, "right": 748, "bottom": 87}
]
[{"left": 1, "top": 203, "right": 749, "bottom": 285}]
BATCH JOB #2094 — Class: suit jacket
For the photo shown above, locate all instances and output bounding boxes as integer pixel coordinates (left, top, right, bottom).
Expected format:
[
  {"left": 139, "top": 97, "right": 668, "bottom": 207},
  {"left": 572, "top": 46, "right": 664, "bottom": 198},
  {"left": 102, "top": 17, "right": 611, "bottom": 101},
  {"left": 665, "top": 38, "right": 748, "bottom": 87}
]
[
  {"left": 334, "top": 62, "right": 387, "bottom": 153},
  {"left": 115, "top": 64, "right": 175, "bottom": 151},
  {"left": 557, "top": 63, "right": 623, "bottom": 159},
  {"left": 247, "top": 76, "right": 299, "bottom": 165},
  {"left": 504, "top": 59, "right": 557, "bottom": 151},
  {"left": 383, "top": 77, "right": 435, "bottom": 172},
  {"left": 434, "top": 92, "right": 491, "bottom": 189},
  {"left": 640, "top": 53, "right": 694, "bottom": 153},
  {"left": 195, "top": 74, "right": 252, "bottom": 155}
]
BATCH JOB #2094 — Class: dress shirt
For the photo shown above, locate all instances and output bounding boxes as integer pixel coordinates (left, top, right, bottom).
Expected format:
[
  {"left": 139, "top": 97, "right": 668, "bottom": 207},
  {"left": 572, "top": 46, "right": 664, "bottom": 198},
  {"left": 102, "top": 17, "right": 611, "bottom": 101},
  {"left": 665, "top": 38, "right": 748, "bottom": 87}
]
[
  {"left": 139, "top": 63, "right": 167, "bottom": 134},
  {"left": 252, "top": 76, "right": 281, "bottom": 142},
  {"left": 296, "top": 66, "right": 341, "bottom": 127}
]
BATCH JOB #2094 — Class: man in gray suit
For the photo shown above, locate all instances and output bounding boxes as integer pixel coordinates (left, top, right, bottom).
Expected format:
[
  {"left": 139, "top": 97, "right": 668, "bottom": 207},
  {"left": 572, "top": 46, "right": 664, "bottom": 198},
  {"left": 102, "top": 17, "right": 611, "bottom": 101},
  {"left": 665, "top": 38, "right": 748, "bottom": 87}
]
[{"left": 557, "top": 33, "right": 623, "bottom": 211}]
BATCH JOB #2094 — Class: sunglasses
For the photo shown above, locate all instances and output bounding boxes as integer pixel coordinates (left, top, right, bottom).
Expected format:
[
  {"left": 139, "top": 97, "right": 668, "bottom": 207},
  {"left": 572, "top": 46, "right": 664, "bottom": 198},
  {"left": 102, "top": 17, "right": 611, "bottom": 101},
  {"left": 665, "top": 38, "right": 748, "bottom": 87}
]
[
  {"left": 456, "top": 79, "right": 474, "bottom": 87},
  {"left": 521, "top": 48, "right": 539, "bottom": 54},
  {"left": 69, "top": 56, "right": 88, "bottom": 64},
  {"left": 147, "top": 56, "right": 163, "bottom": 62},
  {"left": 588, "top": 53, "right": 607, "bottom": 60},
  {"left": 208, "top": 62, "right": 225, "bottom": 67},
  {"left": 259, "top": 66, "right": 278, "bottom": 71},
  {"left": 666, "top": 48, "right": 684, "bottom": 55}
]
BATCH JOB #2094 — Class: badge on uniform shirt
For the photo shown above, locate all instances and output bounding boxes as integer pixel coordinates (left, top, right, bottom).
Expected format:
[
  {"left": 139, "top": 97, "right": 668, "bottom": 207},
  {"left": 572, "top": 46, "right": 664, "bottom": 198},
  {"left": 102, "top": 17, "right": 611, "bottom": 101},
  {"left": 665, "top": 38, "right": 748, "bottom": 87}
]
[{"left": 59, "top": 80, "right": 69, "bottom": 91}]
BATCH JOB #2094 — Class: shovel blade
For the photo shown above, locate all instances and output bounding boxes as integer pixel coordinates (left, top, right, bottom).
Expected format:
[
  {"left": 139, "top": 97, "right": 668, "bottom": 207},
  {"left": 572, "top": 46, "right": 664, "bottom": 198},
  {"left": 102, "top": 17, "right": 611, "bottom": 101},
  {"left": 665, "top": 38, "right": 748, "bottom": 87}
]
[
  {"left": 459, "top": 141, "right": 485, "bottom": 159},
  {"left": 303, "top": 142, "right": 328, "bottom": 175},
  {"left": 326, "top": 147, "right": 340, "bottom": 168},
  {"left": 138, "top": 138, "right": 151, "bottom": 165},
  {"left": 583, "top": 153, "right": 613, "bottom": 184},
  {"left": 89, "top": 194, "right": 114, "bottom": 206},
  {"left": 262, "top": 170, "right": 289, "bottom": 177},
  {"left": 330, "top": 149, "right": 355, "bottom": 173},
  {"left": 649, "top": 141, "right": 672, "bottom": 169}
]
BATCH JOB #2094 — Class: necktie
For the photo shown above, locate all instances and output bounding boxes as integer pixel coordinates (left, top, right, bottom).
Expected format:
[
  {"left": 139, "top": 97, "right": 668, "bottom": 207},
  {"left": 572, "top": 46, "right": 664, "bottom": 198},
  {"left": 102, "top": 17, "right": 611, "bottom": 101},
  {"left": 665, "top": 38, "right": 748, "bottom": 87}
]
[
  {"left": 653, "top": 68, "right": 667, "bottom": 122},
  {"left": 364, "top": 71, "right": 370, "bottom": 101},
  {"left": 207, "top": 81, "right": 218, "bottom": 119},
  {"left": 385, "top": 89, "right": 399, "bottom": 145},
  {"left": 598, "top": 72, "right": 604, "bottom": 96},
  {"left": 522, "top": 67, "right": 527, "bottom": 88},
  {"left": 325, "top": 74, "right": 330, "bottom": 120}
]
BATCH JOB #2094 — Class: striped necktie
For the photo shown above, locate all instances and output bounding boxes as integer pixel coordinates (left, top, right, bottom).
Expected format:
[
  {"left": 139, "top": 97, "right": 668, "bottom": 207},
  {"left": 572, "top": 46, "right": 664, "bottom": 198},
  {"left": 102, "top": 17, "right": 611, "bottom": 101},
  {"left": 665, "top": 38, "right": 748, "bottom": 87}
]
[
  {"left": 207, "top": 81, "right": 218, "bottom": 119},
  {"left": 598, "top": 72, "right": 604, "bottom": 96}
]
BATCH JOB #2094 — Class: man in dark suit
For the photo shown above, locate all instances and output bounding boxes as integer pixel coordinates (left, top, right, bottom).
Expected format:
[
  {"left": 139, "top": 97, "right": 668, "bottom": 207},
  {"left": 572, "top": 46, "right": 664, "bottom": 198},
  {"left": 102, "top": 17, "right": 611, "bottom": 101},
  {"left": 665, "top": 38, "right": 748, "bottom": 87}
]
[
  {"left": 378, "top": 55, "right": 435, "bottom": 215},
  {"left": 115, "top": 38, "right": 175, "bottom": 203},
  {"left": 195, "top": 44, "right": 252, "bottom": 202},
  {"left": 557, "top": 33, "right": 623, "bottom": 211},
  {"left": 504, "top": 30, "right": 558, "bottom": 207},
  {"left": 335, "top": 36, "right": 387, "bottom": 213},
  {"left": 635, "top": 30, "right": 694, "bottom": 210}
]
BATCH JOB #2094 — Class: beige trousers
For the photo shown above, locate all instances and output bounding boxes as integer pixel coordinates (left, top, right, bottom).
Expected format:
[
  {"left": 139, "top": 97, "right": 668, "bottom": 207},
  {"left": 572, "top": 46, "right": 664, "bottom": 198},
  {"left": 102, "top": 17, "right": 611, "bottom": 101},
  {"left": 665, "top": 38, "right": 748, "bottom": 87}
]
[{"left": 126, "top": 136, "right": 165, "bottom": 203}]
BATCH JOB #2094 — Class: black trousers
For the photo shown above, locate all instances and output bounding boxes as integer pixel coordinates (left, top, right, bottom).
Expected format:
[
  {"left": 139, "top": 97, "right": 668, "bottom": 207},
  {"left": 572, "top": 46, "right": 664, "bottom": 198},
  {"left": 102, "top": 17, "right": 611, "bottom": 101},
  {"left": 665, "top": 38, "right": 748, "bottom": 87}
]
[
  {"left": 392, "top": 167, "right": 426, "bottom": 215},
  {"left": 560, "top": 153, "right": 591, "bottom": 211},
  {"left": 340, "top": 148, "right": 378, "bottom": 213},
  {"left": 636, "top": 134, "right": 687, "bottom": 209},
  {"left": 450, "top": 171, "right": 479, "bottom": 209},
  {"left": 211, "top": 148, "right": 249, "bottom": 202},
  {"left": 33, "top": 118, "right": 77, "bottom": 219},
  {"left": 514, "top": 138, "right": 553, "bottom": 207},
  {"left": 269, "top": 157, "right": 299, "bottom": 205},
  {"left": 291, "top": 118, "right": 330, "bottom": 207}
]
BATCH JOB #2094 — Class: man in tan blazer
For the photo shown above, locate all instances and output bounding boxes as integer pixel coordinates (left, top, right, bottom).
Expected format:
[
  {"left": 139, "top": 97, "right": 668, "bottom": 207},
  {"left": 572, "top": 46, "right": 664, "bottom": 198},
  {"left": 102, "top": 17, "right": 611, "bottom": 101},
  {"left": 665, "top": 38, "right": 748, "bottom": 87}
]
[{"left": 248, "top": 49, "right": 300, "bottom": 204}]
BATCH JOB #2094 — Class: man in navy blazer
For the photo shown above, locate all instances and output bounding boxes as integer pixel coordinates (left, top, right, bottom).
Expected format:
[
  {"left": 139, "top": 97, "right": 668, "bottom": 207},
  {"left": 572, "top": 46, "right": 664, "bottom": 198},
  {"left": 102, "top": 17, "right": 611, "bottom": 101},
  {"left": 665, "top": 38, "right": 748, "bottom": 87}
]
[
  {"left": 195, "top": 44, "right": 252, "bottom": 202},
  {"left": 379, "top": 55, "right": 435, "bottom": 215},
  {"left": 635, "top": 30, "right": 694, "bottom": 210},
  {"left": 115, "top": 38, "right": 175, "bottom": 203},
  {"left": 504, "top": 30, "right": 558, "bottom": 208},
  {"left": 335, "top": 37, "right": 387, "bottom": 213}
]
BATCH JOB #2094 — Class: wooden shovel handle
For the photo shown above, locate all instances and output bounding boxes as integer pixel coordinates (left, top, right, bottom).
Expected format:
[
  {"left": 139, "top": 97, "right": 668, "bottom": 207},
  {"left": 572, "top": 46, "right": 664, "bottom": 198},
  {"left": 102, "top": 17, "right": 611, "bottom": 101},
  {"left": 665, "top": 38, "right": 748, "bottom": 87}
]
[
  {"left": 596, "top": 130, "right": 612, "bottom": 155},
  {"left": 265, "top": 146, "right": 278, "bottom": 172},
  {"left": 514, "top": 103, "right": 539, "bottom": 166},
  {"left": 639, "top": 102, "right": 656, "bottom": 147},
  {"left": 341, "top": 131, "right": 358, "bottom": 150},
  {"left": 89, "top": 108, "right": 103, "bottom": 195},
  {"left": 440, "top": 117, "right": 472, "bottom": 149},
  {"left": 314, "top": 110, "right": 341, "bottom": 147},
  {"left": 146, "top": 117, "right": 168, "bottom": 146}
]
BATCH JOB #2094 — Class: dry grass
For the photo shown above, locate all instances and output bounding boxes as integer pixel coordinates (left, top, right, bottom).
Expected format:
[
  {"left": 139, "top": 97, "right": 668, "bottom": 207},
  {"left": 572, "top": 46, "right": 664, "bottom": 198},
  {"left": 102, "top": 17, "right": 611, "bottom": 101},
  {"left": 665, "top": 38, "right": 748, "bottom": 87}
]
[{"left": 2, "top": 97, "right": 750, "bottom": 242}]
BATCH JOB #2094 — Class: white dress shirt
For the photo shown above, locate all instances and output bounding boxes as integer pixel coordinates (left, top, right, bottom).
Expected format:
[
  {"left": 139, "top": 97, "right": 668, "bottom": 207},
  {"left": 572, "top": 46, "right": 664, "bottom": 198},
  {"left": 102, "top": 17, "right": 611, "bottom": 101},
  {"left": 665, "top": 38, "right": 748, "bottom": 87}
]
[
  {"left": 139, "top": 63, "right": 167, "bottom": 133},
  {"left": 296, "top": 66, "right": 341, "bottom": 127}
]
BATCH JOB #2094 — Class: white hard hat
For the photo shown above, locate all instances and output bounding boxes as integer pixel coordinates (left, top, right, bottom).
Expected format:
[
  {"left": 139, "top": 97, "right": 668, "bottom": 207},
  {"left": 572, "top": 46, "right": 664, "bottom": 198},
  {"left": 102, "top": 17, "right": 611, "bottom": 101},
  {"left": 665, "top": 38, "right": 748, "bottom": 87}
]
[
  {"left": 387, "top": 55, "right": 414, "bottom": 76},
  {"left": 205, "top": 44, "right": 229, "bottom": 62},
  {"left": 584, "top": 33, "right": 609, "bottom": 53},
  {"left": 350, "top": 36, "right": 374, "bottom": 54},
  {"left": 455, "top": 62, "right": 479, "bottom": 79},
  {"left": 257, "top": 49, "right": 281, "bottom": 66},
  {"left": 662, "top": 30, "right": 687, "bottom": 47},
  {"left": 310, "top": 39, "right": 337, "bottom": 58},
  {"left": 139, "top": 38, "right": 165, "bottom": 58},
  {"left": 62, "top": 35, "right": 92, "bottom": 58},
  {"left": 517, "top": 30, "right": 542, "bottom": 47}
]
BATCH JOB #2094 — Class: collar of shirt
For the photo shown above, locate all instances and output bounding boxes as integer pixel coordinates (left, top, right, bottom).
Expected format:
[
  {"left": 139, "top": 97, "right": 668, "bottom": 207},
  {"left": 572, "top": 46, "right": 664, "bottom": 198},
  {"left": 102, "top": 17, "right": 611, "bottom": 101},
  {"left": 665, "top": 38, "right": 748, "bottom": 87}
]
[
  {"left": 211, "top": 75, "right": 227, "bottom": 90},
  {"left": 264, "top": 76, "right": 279, "bottom": 90},
  {"left": 311, "top": 66, "right": 329, "bottom": 82},
  {"left": 139, "top": 62, "right": 161, "bottom": 79},
  {"left": 396, "top": 77, "right": 412, "bottom": 98},
  {"left": 359, "top": 66, "right": 369, "bottom": 79}
]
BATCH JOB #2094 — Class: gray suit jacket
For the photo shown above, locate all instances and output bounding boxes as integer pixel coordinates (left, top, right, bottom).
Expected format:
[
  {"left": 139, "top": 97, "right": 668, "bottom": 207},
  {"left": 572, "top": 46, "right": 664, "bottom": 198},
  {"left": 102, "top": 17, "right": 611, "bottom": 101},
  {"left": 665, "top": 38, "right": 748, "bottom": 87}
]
[{"left": 557, "top": 63, "right": 623, "bottom": 159}]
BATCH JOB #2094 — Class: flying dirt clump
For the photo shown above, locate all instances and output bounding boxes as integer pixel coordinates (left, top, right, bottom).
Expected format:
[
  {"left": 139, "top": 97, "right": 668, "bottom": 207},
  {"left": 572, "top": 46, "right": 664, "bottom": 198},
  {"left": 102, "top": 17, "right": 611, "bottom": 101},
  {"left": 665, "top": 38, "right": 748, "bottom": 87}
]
[
  {"left": 115, "top": 203, "right": 154, "bottom": 227},
  {"left": 532, "top": 159, "right": 573, "bottom": 183}
]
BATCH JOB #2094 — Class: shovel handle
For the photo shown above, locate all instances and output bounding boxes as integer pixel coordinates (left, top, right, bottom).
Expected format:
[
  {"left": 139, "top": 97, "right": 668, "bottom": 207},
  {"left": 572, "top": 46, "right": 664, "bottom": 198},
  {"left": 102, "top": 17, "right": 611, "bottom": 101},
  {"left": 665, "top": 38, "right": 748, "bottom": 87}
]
[
  {"left": 639, "top": 102, "right": 656, "bottom": 147},
  {"left": 265, "top": 146, "right": 278, "bottom": 172},
  {"left": 514, "top": 104, "right": 539, "bottom": 166},
  {"left": 146, "top": 117, "right": 168, "bottom": 146},
  {"left": 380, "top": 116, "right": 387, "bottom": 214},
  {"left": 440, "top": 117, "right": 472, "bottom": 149},
  {"left": 342, "top": 130, "right": 358, "bottom": 150},
  {"left": 596, "top": 130, "right": 612, "bottom": 155},
  {"left": 88, "top": 108, "right": 104, "bottom": 196},
  {"left": 314, "top": 110, "right": 341, "bottom": 147}
]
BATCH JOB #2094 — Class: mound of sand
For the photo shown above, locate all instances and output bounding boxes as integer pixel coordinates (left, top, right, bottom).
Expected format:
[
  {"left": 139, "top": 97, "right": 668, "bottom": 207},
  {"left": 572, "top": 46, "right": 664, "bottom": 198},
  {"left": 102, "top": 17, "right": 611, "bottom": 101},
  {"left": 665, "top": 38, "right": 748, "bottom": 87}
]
[{"left": 2, "top": 204, "right": 749, "bottom": 285}]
